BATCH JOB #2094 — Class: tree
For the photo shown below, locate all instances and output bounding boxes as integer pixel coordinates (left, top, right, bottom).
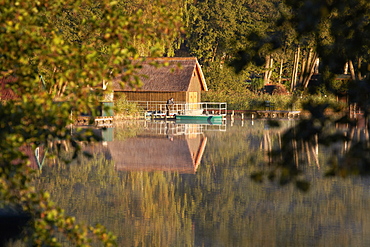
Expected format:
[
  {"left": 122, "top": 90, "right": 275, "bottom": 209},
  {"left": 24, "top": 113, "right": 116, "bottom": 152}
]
[
  {"left": 186, "top": 0, "right": 285, "bottom": 91},
  {"left": 0, "top": 0, "right": 182, "bottom": 245},
  {"left": 116, "top": 0, "right": 185, "bottom": 57},
  {"left": 245, "top": 0, "right": 370, "bottom": 189}
]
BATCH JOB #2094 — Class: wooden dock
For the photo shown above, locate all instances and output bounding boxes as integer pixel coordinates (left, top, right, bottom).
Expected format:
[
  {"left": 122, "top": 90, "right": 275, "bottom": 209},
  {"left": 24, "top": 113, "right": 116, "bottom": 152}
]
[
  {"left": 226, "top": 110, "right": 301, "bottom": 119},
  {"left": 75, "top": 116, "right": 114, "bottom": 127},
  {"left": 255, "top": 110, "right": 301, "bottom": 118}
]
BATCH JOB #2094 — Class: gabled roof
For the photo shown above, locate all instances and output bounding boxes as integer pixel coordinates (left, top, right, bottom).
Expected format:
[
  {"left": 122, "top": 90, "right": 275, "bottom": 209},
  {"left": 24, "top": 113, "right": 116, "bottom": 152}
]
[{"left": 113, "top": 57, "right": 208, "bottom": 92}]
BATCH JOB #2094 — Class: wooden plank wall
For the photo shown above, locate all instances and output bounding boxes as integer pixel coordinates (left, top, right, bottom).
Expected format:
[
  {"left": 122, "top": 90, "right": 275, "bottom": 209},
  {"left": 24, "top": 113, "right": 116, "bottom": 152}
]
[{"left": 115, "top": 91, "right": 187, "bottom": 103}]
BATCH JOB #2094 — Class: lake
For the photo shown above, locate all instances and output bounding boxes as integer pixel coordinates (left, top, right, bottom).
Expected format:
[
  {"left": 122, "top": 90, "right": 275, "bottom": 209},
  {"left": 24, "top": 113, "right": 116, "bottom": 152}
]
[{"left": 35, "top": 119, "right": 370, "bottom": 246}]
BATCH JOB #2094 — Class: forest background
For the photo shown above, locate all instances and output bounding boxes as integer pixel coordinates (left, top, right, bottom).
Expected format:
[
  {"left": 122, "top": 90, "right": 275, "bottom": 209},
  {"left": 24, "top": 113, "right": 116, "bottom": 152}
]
[
  {"left": 1, "top": 0, "right": 370, "bottom": 246},
  {"left": 119, "top": 0, "right": 370, "bottom": 112}
]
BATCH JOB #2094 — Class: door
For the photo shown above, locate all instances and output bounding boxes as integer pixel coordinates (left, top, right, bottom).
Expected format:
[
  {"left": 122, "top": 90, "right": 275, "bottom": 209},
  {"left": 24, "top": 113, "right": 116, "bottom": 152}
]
[{"left": 189, "top": 92, "right": 198, "bottom": 110}]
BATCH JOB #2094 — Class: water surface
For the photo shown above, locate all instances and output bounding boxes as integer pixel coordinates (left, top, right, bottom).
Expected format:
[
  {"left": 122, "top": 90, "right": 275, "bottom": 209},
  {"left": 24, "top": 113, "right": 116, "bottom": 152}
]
[{"left": 36, "top": 119, "right": 370, "bottom": 247}]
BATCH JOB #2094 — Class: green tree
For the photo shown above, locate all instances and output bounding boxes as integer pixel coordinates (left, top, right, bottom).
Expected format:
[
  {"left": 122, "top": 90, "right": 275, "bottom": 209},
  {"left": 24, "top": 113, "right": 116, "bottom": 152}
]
[
  {"left": 117, "top": 0, "right": 185, "bottom": 57},
  {"left": 0, "top": 0, "right": 182, "bottom": 245},
  {"left": 244, "top": 0, "right": 370, "bottom": 188},
  {"left": 187, "top": 0, "right": 286, "bottom": 88}
]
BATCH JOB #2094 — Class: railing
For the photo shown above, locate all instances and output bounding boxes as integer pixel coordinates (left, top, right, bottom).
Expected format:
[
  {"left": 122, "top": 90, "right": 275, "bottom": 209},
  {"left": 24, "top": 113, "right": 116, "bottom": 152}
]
[
  {"left": 142, "top": 121, "right": 226, "bottom": 135},
  {"left": 131, "top": 101, "right": 185, "bottom": 116},
  {"left": 195, "top": 102, "right": 227, "bottom": 116},
  {"left": 130, "top": 101, "right": 227, "bottom": 117}
]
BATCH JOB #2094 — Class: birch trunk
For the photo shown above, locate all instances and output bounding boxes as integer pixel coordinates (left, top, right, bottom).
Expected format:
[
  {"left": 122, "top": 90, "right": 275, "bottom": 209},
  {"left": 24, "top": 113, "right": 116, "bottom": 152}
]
[
  {"left": 263, "top": 55, "right": 273, "bottom": 85},
  {"left": 267, "top": 57, "right": 274, "bottom": 83},
  {"left": 290, "top": 46, "right": 300, "bottom": 91},
  {"left": 302, "top": 50, "right": 318, "bottom": 88},
  {"left": 278, "top": 59, "right": 283, "bottom": 84},
  {"left": 298, "top": 49, "right": 307, "bottom": 86},
  {"left": 344, "top": 62, "right": 349, "bottom": 74},
  {"left": 357, "top": 57, "right": 362, "bottom": 80},
  {"left": 348, "top": 60, "right": 356, "bottom": 81}
]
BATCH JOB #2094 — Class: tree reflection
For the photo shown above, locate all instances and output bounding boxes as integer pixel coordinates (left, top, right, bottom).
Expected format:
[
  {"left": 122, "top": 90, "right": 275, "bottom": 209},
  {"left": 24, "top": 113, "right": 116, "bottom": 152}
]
[
  {"left": 250, "top": 102, "right": 370, "bottom": 191},
  {"left": 31, "top": 121, "right": 370, "bottom": 246}
]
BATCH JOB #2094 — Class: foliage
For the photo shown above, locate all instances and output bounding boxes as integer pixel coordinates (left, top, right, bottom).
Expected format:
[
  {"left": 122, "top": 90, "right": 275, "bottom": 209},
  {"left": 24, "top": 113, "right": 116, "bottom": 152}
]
[
  {"left": 118, "top": 0, "right": 185, "bottom": 57},
  {"left": 203, "top": 89, "right": 305, "bottom": 111},
  {"left": 283, "top": 0, "right": 370, "bottom": 72},
  {"left": 186, "top": 0, "right": 283, "bottom": 65},
  {"left": 202, "top": 61, "right": 249, "bottom": 92},
  {"left": 249, "top": 78, "right": 265, "bottom": 92},
  {"left": 221, "top": 0, "right": 370, "bottom": 188},
  {"left": 114, "top": 95, "right": 142, "bottom": 119},
  {"left": 0, "top": 0, "right": 182, "bottom": 245}
]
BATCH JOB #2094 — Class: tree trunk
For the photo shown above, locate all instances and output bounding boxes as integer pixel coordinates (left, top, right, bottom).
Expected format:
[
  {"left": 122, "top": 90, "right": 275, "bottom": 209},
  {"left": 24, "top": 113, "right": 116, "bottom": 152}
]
[
  {"left": 357, "top": 57, "right": 363, "bottom": 80},
  {"left": 348, "top": 60, "right": 356, "bottom": 81},
  {"left": 344, "top": 62, "right": 349, "bottom": 74},
  {"left": 302, "top": 50, "right": 318, "bottom": 88},
  {"left": 267, "top": 57, "right": 273, "bottom": 83},
  {"left": 296, "top": 48, "right": 318, "bottom": 89},
  {"left": 298, "top": 49, "right": 307, "bottom": 86},
  {"left": 278, "top": 58, "right": 283, "bottom": 84},
  {"left": 263, "top": 55, "right": 273, "bottom": 85},
  {"left": 290, "top": 46, "right": 300, "bottom": 91}
]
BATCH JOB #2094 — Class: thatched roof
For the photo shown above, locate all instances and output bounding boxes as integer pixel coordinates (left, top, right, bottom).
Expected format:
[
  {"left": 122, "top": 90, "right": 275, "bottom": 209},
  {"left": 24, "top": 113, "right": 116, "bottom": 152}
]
[
  {"left": 107, "top": 134, "right": 207, "bottom": 174},
  {"left": 113, "top": 57, "right": 208, "bottom": 92}
]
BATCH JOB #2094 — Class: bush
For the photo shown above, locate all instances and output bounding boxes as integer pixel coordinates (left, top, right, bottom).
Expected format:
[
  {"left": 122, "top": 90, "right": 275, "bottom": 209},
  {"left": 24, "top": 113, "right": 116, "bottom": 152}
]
[
  {"left": 249, "top": 78, "right": 264, "bottom": 92},
  {"left": 202, "top": 88, "right": 347, "bottom": 112},
  {"left": 114, "top": 95, "right": 142, "bottom": 118},
  {"left": 202, "top": 89, "right": 299, "bottom": 110}
]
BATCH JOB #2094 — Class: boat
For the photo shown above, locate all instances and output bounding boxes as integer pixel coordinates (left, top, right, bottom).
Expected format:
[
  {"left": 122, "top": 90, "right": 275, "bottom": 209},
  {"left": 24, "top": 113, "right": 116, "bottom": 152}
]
[
  {"left": 175, "top": 102, "right": 227, "bottom": 124},
  {"left": 175, "top": 114, "right": 224, "bottom": 124},
  {"left": 143, "top": 101, "right": 227, "bottom": 124}
]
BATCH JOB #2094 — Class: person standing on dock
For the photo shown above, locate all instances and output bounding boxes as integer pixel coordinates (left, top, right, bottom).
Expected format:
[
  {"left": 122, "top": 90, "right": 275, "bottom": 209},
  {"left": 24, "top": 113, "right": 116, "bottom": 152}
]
[{"left": 166, "top": 97, "right": 174, "bottom": 116}]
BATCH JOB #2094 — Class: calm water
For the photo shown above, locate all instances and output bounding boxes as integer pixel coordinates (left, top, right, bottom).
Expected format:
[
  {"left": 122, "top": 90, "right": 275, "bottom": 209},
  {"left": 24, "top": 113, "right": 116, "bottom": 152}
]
[{"left": 36, "top": 119, "right": 370, "bottom": 247}]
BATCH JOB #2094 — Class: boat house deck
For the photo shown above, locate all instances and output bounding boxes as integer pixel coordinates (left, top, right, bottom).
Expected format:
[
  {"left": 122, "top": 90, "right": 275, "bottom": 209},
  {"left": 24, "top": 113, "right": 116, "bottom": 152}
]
[{"left": 134, "top": 101, "right": 227, "bottom": 120}]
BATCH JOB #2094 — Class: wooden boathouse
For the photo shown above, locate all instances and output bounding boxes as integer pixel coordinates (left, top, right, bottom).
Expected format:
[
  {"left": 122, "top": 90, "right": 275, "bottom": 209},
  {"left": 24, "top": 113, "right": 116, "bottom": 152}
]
[{"left": 112, "top": 57, "right": 208, "bottom": 105}]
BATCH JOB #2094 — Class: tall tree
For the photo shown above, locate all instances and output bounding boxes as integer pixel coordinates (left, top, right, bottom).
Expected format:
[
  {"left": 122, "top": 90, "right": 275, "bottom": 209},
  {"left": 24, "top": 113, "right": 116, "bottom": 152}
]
[
  {"left": 0, "top": 0, "right": 182, "bottom": 245},
  {"left": 117, "top": 0, "right": 185, "bottom": 57},
  {"left": 283, "top": 0, "right": 370, "bottom": 86},
  {"left": 187, "top": 0, "right": 282, "bottom": 63},
  {"left": 247, "top": 0, "right": 370, "bottom": 188}
]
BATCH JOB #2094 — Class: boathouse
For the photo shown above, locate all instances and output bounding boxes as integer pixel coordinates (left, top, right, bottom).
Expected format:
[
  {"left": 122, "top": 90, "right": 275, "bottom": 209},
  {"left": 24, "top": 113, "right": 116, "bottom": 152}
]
[{"left": 112, "top": 57, "right": 208, "bottom": 104}]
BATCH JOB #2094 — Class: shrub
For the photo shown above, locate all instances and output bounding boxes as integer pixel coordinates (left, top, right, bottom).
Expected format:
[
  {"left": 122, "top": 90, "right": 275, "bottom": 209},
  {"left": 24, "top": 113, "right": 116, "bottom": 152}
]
[
  {"left": 202, "top": 87, "right": 349, "bottom": 112},
  {"left": 249, "top": 78, "right": 264, "bottom": 92},
  {"left": 202, "top": 89, "right": 299, "bottom": 110},
  {"left": 114, "top": 95, "right": 142, "bottom": 119}
]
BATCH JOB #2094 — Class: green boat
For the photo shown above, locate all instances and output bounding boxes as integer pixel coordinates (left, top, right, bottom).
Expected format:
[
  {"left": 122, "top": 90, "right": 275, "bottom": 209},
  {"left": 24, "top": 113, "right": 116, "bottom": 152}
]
[
  {"left": 174, "top": 102, "right": 227, "bottom": 124},
  {"left": 175, "top": 114, "right": 224, "bottom": 124}
]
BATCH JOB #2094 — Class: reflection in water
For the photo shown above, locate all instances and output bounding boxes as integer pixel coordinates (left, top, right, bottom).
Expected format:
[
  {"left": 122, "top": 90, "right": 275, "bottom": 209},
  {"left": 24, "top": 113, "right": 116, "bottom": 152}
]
[
  {"left": 108, "top": 133, "right": 207, "bottom": 174},
  {"left": 93, "top": 121, "right": 213, "bottom": 174},
  {"left": 259, "top": 125, "right": 321, "bottom": 168},
  {"left": 33, "top": 119, "right": 370, "bottom": 247}
]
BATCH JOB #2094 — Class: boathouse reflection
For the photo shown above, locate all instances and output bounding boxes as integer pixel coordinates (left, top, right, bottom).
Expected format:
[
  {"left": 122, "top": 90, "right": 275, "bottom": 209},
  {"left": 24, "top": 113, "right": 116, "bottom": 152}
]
[{"left": 92, "top": 121, "right": 215, "bottom": 174}]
